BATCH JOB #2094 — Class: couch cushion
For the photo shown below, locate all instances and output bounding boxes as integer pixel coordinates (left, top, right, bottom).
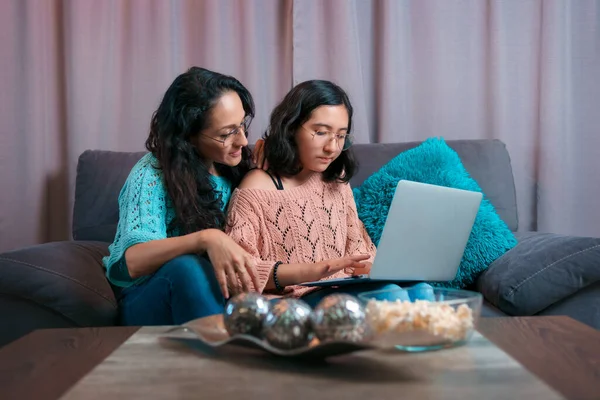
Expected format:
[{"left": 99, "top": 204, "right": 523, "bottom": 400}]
[
  {"left": 73, "top": 139, "right": 517, "bottom": 243},
  {"left": 353, "top": 138, "right": 517, "bottom": 289},
  {"left": 476, "top": 232, "right": 600, "bottom": 316},
  {"left": 538, "top": 281, "right": 600, "bottom": 329},
  {"left": 73, "top": 150, "right": 146, "bottom": 242},
  {"left": 350, "top": 139, "right": 518, "bottom": 231},
  {"left": 0, "top": 295, "right": 77, "bottom": 347},
  {"left": 0, "top": 241, "right": 117, "bottom": 326}
]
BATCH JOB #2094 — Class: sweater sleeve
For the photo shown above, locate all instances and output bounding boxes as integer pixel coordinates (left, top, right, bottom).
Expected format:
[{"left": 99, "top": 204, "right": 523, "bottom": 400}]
[
  {"left": 343, "top": 183, "right": 377, "bottom": 263},
  {"left": 102, "top": 159, "right": 170, "bottom": 287},
  {"left": 225, "top": 190, "right": 276, "bottom": 294}
]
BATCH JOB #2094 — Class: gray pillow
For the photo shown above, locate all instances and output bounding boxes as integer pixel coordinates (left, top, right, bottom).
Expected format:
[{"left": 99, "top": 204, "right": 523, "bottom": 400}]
[
  {"left": 476, "top": 232, "right": 600, "bottom": 315},
  {"left": 0, "top": 241, "right": 117, "bottom": 326}
]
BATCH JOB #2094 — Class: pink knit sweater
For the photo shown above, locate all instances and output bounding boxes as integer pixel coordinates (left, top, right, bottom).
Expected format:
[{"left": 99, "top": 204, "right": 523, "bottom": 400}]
[{"left": 225, "top": 173, "right": 377, "bottom": 298}]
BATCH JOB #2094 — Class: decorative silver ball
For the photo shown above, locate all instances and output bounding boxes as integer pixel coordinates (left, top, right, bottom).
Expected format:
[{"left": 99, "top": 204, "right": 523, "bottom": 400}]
[
  {"left": 262, "top": 298, "right": 313, "bottom": 350},
  {"left": 224, "top": 292, "right": 271, "bottom": 338},
  {"left": 311, "top": 293, "right": 371, "bottom": 343}
]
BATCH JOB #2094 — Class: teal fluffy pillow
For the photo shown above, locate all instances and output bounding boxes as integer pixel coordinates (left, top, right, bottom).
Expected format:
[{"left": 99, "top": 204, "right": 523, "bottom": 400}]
[{"left": 353, "top": 137, "right": 517, "bottom": 289}]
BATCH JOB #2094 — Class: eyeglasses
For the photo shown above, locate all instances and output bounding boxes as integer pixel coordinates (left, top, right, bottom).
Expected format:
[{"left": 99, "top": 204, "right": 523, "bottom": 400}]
[
  {"left": 302, "top": 126, "right": 353, "bottom": 151},
  {"left": 200, "top": 117, "right": 250, "bottom": 147}
]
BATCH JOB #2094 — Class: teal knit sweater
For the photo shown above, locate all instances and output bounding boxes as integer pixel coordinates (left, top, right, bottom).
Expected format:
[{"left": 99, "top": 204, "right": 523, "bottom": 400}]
[{"left": 102, "top": 153, "right": 232, "bottom": 288}]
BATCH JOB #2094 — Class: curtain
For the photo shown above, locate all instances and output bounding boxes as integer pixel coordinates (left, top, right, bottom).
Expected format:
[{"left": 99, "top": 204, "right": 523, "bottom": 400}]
[{"left": 1, "top": 0, "right": 598, "bottom": 252}]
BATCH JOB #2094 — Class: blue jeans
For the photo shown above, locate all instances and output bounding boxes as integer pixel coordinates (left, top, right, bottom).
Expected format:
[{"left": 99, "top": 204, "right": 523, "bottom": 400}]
[
  {"left": 119, "top": 255, "right": 225, "bottom": 326},
  {"left": 301, "top": 282, "right": 435, "bottom": 308}
]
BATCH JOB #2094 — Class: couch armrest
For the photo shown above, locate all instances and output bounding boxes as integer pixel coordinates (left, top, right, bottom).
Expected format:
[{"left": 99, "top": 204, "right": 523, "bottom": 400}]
[
  {"left": 476, "top": 232, "right": 600, "bottom": 316},
  {"left": 0, "top": 241, "right": 118, "bottom": 327}
]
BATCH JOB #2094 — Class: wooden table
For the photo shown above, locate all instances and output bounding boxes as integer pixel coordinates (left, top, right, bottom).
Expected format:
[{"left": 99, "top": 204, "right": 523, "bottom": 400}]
[{"left": 0, "top": 316, "right": 598, "bottom": 400}]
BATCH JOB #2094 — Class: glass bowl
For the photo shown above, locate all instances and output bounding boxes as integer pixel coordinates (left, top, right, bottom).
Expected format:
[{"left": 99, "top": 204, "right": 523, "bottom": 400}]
[{"left": 357, "top": 286, "right": 482, "bottom": 352}]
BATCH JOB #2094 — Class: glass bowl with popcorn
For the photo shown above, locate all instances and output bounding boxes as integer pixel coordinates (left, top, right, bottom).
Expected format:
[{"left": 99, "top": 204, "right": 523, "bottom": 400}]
[{"left": 358, "top": 286, "right": 482, "bottom": 352}]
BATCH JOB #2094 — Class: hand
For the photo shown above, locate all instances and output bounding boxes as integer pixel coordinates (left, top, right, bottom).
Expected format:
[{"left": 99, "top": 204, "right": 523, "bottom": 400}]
[
  {"left": 251, "top": 139, "right": 269, "bottom": 170},
  {"left": 347, "top": 262, "right": 372, "bottom": 276},
  {"left": 304, "top": 254, "right": 371, "bottom": 282},
  {"left": 203, "top": 231, "right": 261, "bottom": 298}
]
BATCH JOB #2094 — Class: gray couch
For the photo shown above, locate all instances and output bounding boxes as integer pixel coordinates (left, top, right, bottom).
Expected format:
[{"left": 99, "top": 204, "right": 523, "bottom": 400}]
[{"left": 1, "top": 139, "right": 598, "bottom": 348}]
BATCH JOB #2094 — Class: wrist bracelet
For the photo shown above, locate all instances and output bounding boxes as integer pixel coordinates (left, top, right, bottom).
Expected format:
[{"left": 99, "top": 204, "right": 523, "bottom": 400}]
[{"left": 273, "top": 261, "right": 284, "bottom": 292}]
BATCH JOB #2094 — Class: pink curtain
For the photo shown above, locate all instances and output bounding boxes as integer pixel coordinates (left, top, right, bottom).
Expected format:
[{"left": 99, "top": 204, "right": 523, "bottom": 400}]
[{"left": 1, "top": 0, "right": 599, "bottom": 252}]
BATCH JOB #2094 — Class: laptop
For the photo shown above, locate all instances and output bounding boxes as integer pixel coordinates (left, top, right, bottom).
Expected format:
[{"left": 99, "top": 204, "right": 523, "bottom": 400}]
[{"left": 299, "top": 180, "right": 483, "bottom": 287}]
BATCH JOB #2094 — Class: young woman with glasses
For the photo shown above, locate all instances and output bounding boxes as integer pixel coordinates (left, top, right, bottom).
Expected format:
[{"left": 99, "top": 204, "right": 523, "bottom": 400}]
[
  {"left": 226, "top": 80, "right": 432, "bottom": 306},
  {"left": 103, "top": 67, "right": 261, "bottom": 325}
]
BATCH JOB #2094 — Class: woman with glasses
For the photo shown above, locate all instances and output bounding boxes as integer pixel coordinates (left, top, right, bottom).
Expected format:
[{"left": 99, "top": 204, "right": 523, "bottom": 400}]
[
  {"left": 225, "top": 80, "right": 432, "bottom": 305},
  {"left": 103, "top": 67, "right": 261, "bottom": 325}
]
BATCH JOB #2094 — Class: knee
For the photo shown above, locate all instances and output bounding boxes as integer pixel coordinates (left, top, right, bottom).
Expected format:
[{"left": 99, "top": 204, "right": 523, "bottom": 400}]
[
  {"left": 377, "top": 283, "right": 402, "bottom": 292},
  {"left": 159, "top": 255, "right": 216, "bottom": 288},
  {"left": 408, "top": 282, "right": 435, "bottom": 301},
  {"left": 365, "top": 283, "right": 410, "bottom": 302},
  {"left": 362, "top": 283, "right": 435, "bottom": 302}
]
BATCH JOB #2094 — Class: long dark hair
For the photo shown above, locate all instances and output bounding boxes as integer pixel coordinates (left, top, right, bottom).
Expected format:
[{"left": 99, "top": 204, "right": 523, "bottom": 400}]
[
  {"left": 145, "top": 67, "right": 254, "bottom": 234},
  {"left": 263, "top": 80, "right": 357, "bottom": 182}
]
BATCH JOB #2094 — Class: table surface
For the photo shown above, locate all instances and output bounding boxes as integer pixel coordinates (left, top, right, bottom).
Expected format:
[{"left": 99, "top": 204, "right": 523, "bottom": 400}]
[{"left": 0, "top": 316, "right": 598, "bottom": 400}]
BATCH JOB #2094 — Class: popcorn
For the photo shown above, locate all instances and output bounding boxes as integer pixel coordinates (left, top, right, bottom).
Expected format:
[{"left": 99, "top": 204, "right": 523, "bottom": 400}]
[{"left": 365, "top": 299, "right": 474, "bottom": 342}]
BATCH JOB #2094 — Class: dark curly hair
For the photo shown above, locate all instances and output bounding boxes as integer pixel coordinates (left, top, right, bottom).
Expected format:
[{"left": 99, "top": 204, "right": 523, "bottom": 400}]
[
  {"left": 145, "top": 67, "right": 254, "bottom": 234},
  {"left": 263, "top": 80, "right": 357, "bottom": 182}
]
